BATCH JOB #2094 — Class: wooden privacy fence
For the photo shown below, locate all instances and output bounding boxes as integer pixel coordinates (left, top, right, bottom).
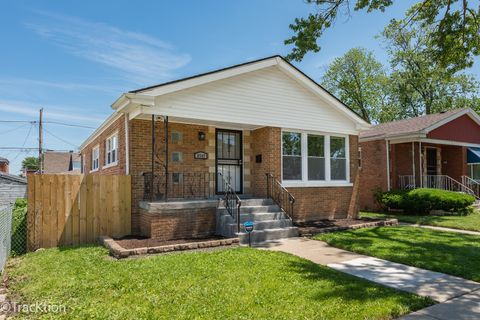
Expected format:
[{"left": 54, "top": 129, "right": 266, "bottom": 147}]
[{"left": 27, "top": 174, "right": 131, "bottom": 251}]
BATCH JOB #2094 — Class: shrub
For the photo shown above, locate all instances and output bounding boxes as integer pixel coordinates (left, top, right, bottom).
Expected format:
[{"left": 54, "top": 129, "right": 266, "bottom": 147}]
[
  {"left": 11, "top": 198, "right": 27, "bottom": 256},
  {"left": 377, "top": 188, "right": 476, "bottom": 215}
]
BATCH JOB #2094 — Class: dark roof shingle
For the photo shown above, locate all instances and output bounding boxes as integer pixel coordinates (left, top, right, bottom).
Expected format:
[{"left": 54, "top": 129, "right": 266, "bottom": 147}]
[{"left": 360, "top": 108, "right": 468, "bottom": 140}]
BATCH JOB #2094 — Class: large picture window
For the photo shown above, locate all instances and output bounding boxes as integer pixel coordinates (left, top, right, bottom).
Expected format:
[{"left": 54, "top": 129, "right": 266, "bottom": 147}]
[
  {"left": 282, "top": 131, "right": 349, "bottom": 185},
  {"left": 282, "top": 132, "right": 302, "bottom": 180}
]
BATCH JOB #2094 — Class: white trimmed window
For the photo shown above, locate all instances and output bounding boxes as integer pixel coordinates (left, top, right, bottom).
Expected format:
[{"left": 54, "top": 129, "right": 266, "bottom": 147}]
[
  {"left": 282, "top": 131, "right": 350, "bottom": 186},
  {"left": 92, "top": 146, "right": 99, "bottom": 171},
  {"left": 105, "top": 134, "right": 118, "bottom": 166},
  {"left": 330, "top": 136, "right": 347, "bottom": 180}
]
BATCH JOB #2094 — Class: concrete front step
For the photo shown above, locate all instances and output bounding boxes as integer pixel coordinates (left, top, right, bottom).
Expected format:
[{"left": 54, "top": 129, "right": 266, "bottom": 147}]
[
  {"left": 238, "top": 198, "right": 274, "bottom": 206},
  {"left": 217, "top": 204, "right": 281, "bottom": 214},
  {"left": 238, "top": 227, "right": 299, "bottom": 244},
  {"left": 224, "top": 219, "right": 293, "bottom": 234},
  {"left": 218, "top": 211, "right": 288, "bottom": 224}
]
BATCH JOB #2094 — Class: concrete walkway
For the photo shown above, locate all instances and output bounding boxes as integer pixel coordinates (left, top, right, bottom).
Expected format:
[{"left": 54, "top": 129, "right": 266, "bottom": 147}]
[
  {"left": 400, "top": 222, "right": 480, "bottom": 236},
  {"left": 264, "top": 237, "right": 480, "bottom": 319}
]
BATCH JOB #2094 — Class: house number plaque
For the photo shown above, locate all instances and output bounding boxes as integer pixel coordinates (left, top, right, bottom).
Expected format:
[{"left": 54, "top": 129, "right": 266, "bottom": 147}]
[{"left": 194, "top": 151, "right": 208, "bottom": 160}]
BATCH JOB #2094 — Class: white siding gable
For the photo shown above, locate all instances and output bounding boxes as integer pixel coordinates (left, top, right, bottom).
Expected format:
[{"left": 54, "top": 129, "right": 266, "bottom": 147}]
[{"left": 148, "top": 66, "right": 358, "bottom": 134}]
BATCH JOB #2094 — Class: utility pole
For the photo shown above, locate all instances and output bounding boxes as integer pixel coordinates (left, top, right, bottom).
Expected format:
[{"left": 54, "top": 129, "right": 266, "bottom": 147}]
[{"left": 38, "top": 108, "right": 43, "bottom": 174}]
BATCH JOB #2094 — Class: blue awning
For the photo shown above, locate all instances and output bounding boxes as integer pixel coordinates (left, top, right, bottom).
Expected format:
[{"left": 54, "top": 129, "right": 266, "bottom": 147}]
[{"left": 467, "top": 147, "right": 480, "bottom": 164}]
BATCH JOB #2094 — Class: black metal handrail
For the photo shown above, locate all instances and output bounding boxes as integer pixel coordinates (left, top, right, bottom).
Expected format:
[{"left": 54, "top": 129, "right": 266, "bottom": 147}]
[
  {"left": 143, "top": 172, "right": 216, "bottom": 201},
  {"left": 265, "top": 173, "right": 295, "bottom": 219},
  {"left": 219, "top": 173, "right": 242, "bottom": 234}
]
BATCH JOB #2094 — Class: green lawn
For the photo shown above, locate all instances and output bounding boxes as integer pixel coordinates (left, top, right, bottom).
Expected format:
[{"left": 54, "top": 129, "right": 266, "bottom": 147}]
[
  {"left": 361, "top": 211, "right": 480, "bottom": 232},
  {"left": 315, "top": 226, "right": 480, "bottom": 281},
  {"left": 5, "top": 246, "right": 430, "bottom": 319}
]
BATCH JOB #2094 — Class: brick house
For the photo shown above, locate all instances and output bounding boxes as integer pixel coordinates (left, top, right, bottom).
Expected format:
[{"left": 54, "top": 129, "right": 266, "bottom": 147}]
[
  {"left": 0, "top": 157, "right": 9, "bottom": 173},
  {"left": 359, "top": 108, "right": 480, "bottom": 211},
  {"left": 43, "top": 151, "right": 82, "bottom": 174},
  {"left": 79, "top": 56, "right": 370, "bottom": 242}
]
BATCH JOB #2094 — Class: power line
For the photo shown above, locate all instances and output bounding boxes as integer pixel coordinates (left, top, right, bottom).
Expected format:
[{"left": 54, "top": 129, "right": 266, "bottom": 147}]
[
  {"left": 12, "top": 123, "right": 35, "bottom": 161},
  {"left": 0, "top": 123, "right": 29, "bottom": 135},
  {"left": 43, "top": 121, "right": 96, "bottom": 129},
  {"left": 0, "top": 120, "right": 96, "bottom": 129},
  {"left": 43, "top": 127, "right": 79, "bottom": 149}
]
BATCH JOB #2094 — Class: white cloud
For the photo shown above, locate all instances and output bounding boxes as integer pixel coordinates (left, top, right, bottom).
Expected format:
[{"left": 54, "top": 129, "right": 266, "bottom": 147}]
[
  {"left": 0, "top": 100, "right": 106, "bottom": 124},
  {"left": 0, "top": 77, "right": 119, "bottom": 93},
  {"left": 25, "top": 11, "right": 191, "bottom": 84}
]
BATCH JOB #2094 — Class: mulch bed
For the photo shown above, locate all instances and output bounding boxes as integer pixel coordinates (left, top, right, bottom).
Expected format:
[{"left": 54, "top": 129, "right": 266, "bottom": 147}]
[
  {"left": 115, "top": 236, "right": 226, "bottom": 250},
  {"left": 295, "top": 218, "right": 398, "bottom": 237}
]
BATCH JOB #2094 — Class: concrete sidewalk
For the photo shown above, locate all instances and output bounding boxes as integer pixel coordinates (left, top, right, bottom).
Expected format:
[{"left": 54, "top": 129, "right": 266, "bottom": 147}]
[
  {"left": 263, "top": 237, "right": 480, "bottom": 319},
  {"left": 400, "top": 222, "right": 480, "bottom": 236}
]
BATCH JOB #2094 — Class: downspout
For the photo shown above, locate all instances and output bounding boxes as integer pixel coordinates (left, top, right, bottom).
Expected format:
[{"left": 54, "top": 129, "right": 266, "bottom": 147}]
[
  {"left": 165, "top": 116, "right": 169, "bottom": 202},
  {"left": 151, "top": 115, "right": 155, "bottom": 202},
  {"left": 124, "top": 114, "right": 129, "bottom": 175},
  {"left": 386, "top": 139, "right": 391, "bottom": 191}
]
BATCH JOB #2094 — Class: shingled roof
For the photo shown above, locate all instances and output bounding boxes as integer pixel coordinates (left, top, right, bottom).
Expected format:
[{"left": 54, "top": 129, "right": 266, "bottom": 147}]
[
  {"left": 360, "top": 108, "right": 471, "bottom": 140},
  {"left": 0, "top": 157, "right": 9, "bottom": 164}
]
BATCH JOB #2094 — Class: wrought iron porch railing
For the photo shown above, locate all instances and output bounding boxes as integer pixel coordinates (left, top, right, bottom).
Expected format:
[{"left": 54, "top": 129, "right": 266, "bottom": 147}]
[
  {"left": 265, "top": 173, "right": 295, "bottom": 219},
  {"left": 398, "top": 175, "right": 416, "bottom": 190},
  {"left": 461, "top": 176, "right": 480, "bottom": 199},
  {"left": 143, "top": 172, "right": 216, "bottom": 201},
  {"left": 218, "top": 173, "right": 241, "bottom": 234},
  {"left": 422, "top": 175, "right": 476, "bottom": 196}
]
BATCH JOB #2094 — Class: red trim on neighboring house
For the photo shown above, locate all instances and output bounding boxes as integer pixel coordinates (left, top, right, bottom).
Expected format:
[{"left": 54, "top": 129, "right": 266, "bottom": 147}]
[{"left": 428, "top": 115, "right": 480, "bottom": 144}]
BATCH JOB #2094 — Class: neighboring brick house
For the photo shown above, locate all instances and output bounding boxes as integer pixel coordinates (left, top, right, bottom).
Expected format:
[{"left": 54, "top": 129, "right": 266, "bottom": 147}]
[
  {"left": 0, "top": 157, "right": 9, "bottom": 173},
  {"left": 79, "top": 56, "right": 370, "bottom": 241},
  {"left": 43, "top": 151, "right": 81, "bottom": 174},
  {"left": 359, "top": 108, "right": 480, "bottom": 210}
]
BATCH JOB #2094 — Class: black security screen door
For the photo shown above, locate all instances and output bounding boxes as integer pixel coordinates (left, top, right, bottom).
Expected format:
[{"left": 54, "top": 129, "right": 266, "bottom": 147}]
[
  {"left": 216, "top": 129, "right": 243, "bottom": 194},
  {"left": 426, "top": 148, "right": 437, "bottom": 175}
]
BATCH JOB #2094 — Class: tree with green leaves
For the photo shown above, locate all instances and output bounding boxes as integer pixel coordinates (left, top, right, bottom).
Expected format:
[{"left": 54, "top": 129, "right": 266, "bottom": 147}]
[
  {"left": 382, "top": 20, "right": 480, "bottom": 116},
  {"left": 21, "top": 156, "right": 40, "bottom": 172},
  {"left": 285, "top": 0, "right": 480, "bottom": 72},
  {"left": 321, "top": 47, "right": 393, "bottom": 123}
]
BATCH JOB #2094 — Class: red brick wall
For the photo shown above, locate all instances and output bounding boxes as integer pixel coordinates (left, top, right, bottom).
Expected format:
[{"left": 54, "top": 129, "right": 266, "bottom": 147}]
[
  {"left": 80, "top": 114, "right": 127, "bottom": 175},
  {"left": 442, "top": 145, "right": 468, "bottom": 181},
  {"left": 358, "top": 140, "right": 388, "bottom": 211},
  {"left": 250, "top": 127, "right": 282, "bottom": 197},
  {"left": 129, "top": 119, "right": 210, "bottom": 233},
  {"left": 0, "top": 162, "right": 8, "bottom": 173},
  {"left": 139, "top": 207, "right": 216, "bottom": 240}
]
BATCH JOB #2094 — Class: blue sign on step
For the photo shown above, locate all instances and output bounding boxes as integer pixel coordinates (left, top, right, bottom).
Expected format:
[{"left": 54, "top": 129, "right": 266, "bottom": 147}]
[{"left": 244, "top": 221, "right": 254, "bottom": 233}]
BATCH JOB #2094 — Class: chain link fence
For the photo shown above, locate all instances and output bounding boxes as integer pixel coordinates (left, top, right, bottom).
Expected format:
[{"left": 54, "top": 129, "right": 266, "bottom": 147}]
[
  {"left": 0, "top": 198, "right": 27, "bottom": 274},
  {"left": 0, "top": 204, "right": 13, "bottom": 273}
]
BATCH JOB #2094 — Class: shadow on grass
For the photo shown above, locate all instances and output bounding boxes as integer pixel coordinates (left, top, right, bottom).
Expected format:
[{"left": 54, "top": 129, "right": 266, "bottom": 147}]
[
  {"left": 286, "top": 257, "right": 433, "bottom": 313},
  {"left": 319, "top": 227, "right": 480, "bottom": 281}
]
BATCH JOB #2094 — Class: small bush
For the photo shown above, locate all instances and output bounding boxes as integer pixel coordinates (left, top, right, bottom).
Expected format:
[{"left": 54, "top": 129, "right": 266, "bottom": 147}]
[
  {"left": 11, "top": 198, "right": 27, "bottom": 256},
  {"left": 377, "top": 188, "right": 476, "bottom": 215}
]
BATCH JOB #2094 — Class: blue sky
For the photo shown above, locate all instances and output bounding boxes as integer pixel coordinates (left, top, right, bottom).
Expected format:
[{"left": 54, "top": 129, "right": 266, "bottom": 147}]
[{"left": 1, "top": 0, "right": 478, "bottom": 174}]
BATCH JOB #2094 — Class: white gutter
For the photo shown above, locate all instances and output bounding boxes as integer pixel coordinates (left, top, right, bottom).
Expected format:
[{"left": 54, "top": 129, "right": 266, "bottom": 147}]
[{"left": 124, "top": 113, "right": 129, "bottom": 175}]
